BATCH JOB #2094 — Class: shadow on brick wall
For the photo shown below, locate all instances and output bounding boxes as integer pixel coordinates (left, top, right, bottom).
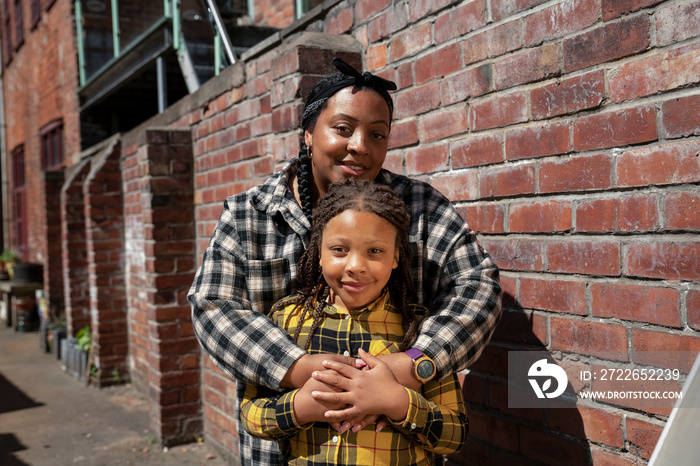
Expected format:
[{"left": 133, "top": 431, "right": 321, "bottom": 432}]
[{"left": 448, "top": 292, "right": 592, "bottom": 466}]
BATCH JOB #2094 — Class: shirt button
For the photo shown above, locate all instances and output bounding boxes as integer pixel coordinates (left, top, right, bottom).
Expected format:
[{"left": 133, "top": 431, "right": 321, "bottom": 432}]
[
  {"left": 332, "top": 436, "right": 339, "bottom": 443},
  {"left": 343, "top": 351, "right": 350, "bottom": 357},
  {"left": 411, "top": 423, "right": 417, "bottom": 430}
]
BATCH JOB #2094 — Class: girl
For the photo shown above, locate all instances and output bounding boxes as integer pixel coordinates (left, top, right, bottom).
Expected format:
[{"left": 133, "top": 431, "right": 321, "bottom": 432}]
[{"left": 240, "top": 179, "right": 467, "bottom": 465}]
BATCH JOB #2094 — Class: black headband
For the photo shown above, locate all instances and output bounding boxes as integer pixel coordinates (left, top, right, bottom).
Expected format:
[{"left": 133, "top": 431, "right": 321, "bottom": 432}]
[{"left": 302, "top": 58, "right": 397, "bottom": 123}]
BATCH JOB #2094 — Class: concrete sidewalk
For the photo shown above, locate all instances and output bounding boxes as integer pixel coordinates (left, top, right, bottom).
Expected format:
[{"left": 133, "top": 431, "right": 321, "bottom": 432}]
[{"left": 0, "top": 326, "right": 233, "bottom": 466}]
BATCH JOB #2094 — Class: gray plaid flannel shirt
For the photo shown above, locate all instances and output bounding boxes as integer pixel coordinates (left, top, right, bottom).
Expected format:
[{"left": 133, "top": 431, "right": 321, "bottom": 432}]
[{"left": 189, "top": 159, "right": 502, "bottom": 464}]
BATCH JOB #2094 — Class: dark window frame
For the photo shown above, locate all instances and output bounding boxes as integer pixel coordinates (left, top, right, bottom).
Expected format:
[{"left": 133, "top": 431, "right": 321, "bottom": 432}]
[
  {"left": 2, "top": 0, "right": 13, "bottom": 65},
  {"left": 29, "top": 0, "right": 38, "bottom": 29},
  {"left": 11, "top": 145, "right": 27, "bottom": 257},
  {"left": 13, "top": 0, "right": 24, "bottom": 50},
  {"left": 40, "top": 119, "right": 64, "bottom": 170}
]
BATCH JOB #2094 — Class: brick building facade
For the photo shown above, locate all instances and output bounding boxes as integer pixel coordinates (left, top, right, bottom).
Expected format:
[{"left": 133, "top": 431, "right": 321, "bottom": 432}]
[{"left": 2, "top": 0, "right": 700, "bottom": 464}]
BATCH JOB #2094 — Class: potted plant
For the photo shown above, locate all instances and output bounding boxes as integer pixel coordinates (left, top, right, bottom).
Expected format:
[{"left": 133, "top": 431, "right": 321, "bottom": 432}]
[{"left": 0, "top": 249, "right": 20, "bottom": 281}]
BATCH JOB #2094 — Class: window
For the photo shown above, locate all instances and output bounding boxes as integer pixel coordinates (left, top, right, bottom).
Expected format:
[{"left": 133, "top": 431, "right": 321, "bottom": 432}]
[
  {"left": 13, "top": 0, "right": 23, "bottom": 50},
  {"left": 295, "top": 0, "right": 323, "bottom": 19},
  {"left": 2, "top": 0, "right": 12, "bottom": 65},
  {"left": 40, "top": 120, "right": 63, "bottom": 170},
  {"left": 11, "top": 145, "right": 27, "bottom": 257},
  {"left": 30, "top": 0, "right": 38, "bottom": 29}
]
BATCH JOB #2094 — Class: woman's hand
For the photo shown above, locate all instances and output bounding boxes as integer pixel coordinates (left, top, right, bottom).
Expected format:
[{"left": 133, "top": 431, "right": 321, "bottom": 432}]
[
  {"left": 311, "top": 349, "right": 409, "bottom": 425},
  {"left": 293, "top": 371, "right": 346, "bottom": 425},
  {"left": 282, "top": 353, "right": 366, "bottom": 389}
]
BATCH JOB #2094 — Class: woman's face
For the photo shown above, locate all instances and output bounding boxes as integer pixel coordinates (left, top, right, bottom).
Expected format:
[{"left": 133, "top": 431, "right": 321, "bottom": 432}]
[{"left": 304, "top": 87, "right": 391, "bottom": 198}]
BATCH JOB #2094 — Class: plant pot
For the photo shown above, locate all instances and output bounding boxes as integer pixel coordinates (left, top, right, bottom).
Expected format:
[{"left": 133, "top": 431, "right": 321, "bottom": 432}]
[{"left": 12, "top": 263, "right": 43, "bottom": 283}]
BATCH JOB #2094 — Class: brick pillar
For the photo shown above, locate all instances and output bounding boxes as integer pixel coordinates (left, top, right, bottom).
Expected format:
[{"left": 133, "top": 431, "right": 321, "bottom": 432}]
[
  {"left": 44, "top": 170, "right": 65, "bottom": 313},
  {"left": 84, "top": 140, "right": 127, "bottom": 386},
  {"left": 124, "top": 128, "right": 198, "bottom": 446},
  {"left": 61, "top": 160, "right": 92, "bottom": 337}
]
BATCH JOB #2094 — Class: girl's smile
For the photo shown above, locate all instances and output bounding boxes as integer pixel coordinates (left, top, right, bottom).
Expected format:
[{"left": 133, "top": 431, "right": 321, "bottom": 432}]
[{"left": 319, "top": 209, "right": 399, "bottom": 312}]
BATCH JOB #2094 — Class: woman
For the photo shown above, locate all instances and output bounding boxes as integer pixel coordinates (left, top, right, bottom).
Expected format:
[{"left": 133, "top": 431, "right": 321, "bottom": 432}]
[{"left": 188, "top": 58, "right": 502, "bottom": 464}]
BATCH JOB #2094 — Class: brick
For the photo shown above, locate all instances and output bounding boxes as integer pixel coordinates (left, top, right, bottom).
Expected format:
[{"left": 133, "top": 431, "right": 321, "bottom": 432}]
[
  {"left": 491, "top": 308, "right": 548, "bottom": 345},
  {"left": 519, "top": 426, "right": 590, "bottom": 466},
  {"left": 418, "top": 105, "right": 468, "bottom": 143},
  {"left": 405, "top": 142, "right": 449, "bottom": 175},
  {"left": 434, "top": 0, "right": 487, "bottom": 44},
  {"left": 662, "top": 93, "right": 700, "bottom": 139},
  {"left": 486, "top": 379, "right": 545, "bottom": 423},
  {"left": 688, "top": 289, "right": 700, "bottom": 331},
  {"left": 448, "top": 438, "right": 490, "bottom": 465},
  {"left": 480, "top": 238, "right": 543, "bottom": 271},
  {"left": 540, "top": 153, "right": 612, "bottom": 193},
  {"left": 520, "top": 277, "right": 586, "bottom": 314},
  {"left": 626, "top": 417, "right": 664, "bottom": 460},
  {"left": 617, "top": 140, "right": 700, "bottom": 187},
  {"left": 524, "top": 0, "right": 599, "bottom": 46},
  {"left": 656, "top": 0, "right": 700, "bottom": 46},
  {"left": 627, "top": 242, "right": 700, "bottom": 281},
  {"left": 506, "top": 122, "right": 570, "bottom": 161},
  {"left": 457, "top": 204, "right": 505, "bottom": 234},
  {"left": 531, "top": 70, "right": 605, "bottom": 120},
  {"left": 440, "top": 65, "right": 491, "bottom": 105},
  {"left": 389, "top": 22, "right": 432, "bottom": 61},
  {"left": 563, "top": 14, "right": 651, "bottom": 72},
  {"left": 463, "top": 19, "right": 523, "bottom": 64},
  {"left": 469, "top": 91, "right": 528, "bottom": 131},
  {"left": 326, "top": 7, "right": 353, "bottom": 34},
  {"left": 395, "top": 82, "right": 441, "bottom": 119},
  {"left": 508, "top": 200, "right": 572, "bottom": 233},
  {"left": 429, "top": 171, "right": 479, "bottom": 202},
  {"left": 494, "top": 42, "right": 559, "bottom": 90},
  {"left": 408, "top": 0, "right": 458, "bottom": 22},
  {"left": 575, "top": 195, "right": 659, "bottom": 233},
  {"left": 480, "top": 163, "right": 536, "bottom": 198},
  {"left": 551, "top": 318, "right": 628, "bottom": 357},
  {"left": 467, "top": 343, "right": 509, "bottom": 377},
  {"left": 452, "top": 133, "right": 503, "bottom": 169},
  {"left": 549, "top": 405, "right": 624, "bottom": 447},
  {"left": 591, "top": 283, "right": 680, "bottom": 327},
  {"left": 590, "top": 447, "right": 645, "bottom": 466},
  {"left": 573, "top": 106, "right": 657, "bottom": 151},
  {"left": 466, "top": 409, "right": 519, "bottom": 452},
  {"left": 491, "top": 0, "right": 549, "bottom": 21},
  {"left": 387, "top": 119, "right": 418, "bottom": 149},
  {"left": 609, "top": 44, "right": 700, "bottom": 103},
  {"left": 631, "top": 329, "right": 700, "bottom": 372},
  {"left": 547, "top": 240, "right": 621, "bottom": 276},
  {"left": 665, "top": 191, "right": 700, "bottom": 231},
  {"left": 366, "top": 43, "right": 387, "bottom": 71},
  {"left": 414, "top": 44, "right": 462, "bottom": 86},
  {"left": 367, "top": 5, "right": 408, "bottom": 42},
  {"left": 601, "top": 0, "right": 663, "bottom": 20}
]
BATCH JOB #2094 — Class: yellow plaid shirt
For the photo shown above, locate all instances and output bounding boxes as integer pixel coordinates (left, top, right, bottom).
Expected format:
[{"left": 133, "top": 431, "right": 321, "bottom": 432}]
[{"left": 240, "top": 291, "right": 467, "bottom": 465}]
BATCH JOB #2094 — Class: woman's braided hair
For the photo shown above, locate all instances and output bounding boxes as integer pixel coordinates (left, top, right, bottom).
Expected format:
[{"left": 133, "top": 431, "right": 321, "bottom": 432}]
[
  {"left": 269, "top": 179, "right": 418, "bottom": 351},
  {"left": 297, "top": 61, "right": 395, "bottom": 222}
]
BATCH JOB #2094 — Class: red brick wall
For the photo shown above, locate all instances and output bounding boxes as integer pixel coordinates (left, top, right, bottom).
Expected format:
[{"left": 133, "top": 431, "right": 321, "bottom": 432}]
[
  {"left": 2, "top": 0, "right": 80, "bottom": 265},
  {"left": 252, "top": 0, "right": 296, "bottom": 29},
  {"left": 122, "top": 128, "right": 200, "bottom": 446}
]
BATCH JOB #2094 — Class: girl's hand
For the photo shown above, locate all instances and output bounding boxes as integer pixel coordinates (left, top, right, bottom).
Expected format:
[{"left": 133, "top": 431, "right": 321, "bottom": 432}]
[{"left": 311, "top": 349, "right": 409, "bottom": 423}]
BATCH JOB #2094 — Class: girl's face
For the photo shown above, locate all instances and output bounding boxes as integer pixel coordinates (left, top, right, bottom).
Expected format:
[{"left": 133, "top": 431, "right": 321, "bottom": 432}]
[
  {"left": 304, "top": 88, "right": 391, "bottom": 198},
  {"left": 319, "top": 209, "right": 399, "bottom": 312}
]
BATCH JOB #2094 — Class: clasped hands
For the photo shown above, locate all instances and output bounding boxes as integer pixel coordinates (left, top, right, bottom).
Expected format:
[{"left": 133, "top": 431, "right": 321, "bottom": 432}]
[{"left": 291, "top": 349, "right": 417, "bottom": 433}]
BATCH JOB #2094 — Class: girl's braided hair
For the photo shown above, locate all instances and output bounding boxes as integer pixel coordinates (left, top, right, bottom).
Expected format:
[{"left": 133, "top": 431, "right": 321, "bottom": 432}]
[
  {"left": 269, "top": 179, "right": 418, "bottom": 351},
  {"left": 297, "top": 65, "right": 395, "bottom": 222}
]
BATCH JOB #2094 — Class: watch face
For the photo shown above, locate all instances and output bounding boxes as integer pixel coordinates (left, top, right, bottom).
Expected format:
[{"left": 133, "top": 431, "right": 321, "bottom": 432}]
[{"left": 416, "top": 359, "right": 435, "bottom": 379}]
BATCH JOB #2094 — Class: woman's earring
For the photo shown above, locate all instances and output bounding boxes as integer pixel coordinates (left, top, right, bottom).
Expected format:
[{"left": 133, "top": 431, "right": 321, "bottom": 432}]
[{"left": 307, "top": 147, "right": 313, "bottom": 160}]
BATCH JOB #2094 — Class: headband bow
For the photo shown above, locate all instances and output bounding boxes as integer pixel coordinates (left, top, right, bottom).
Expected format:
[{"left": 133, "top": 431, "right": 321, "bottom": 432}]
[{"left": 302, "top": 58, "right": 397, "bottom": 124}]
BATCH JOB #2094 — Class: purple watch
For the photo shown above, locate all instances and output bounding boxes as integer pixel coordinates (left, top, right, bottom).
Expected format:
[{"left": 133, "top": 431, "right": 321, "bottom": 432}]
[{"left": 405, "top": 349, "right": 436, "bottom": 383}]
